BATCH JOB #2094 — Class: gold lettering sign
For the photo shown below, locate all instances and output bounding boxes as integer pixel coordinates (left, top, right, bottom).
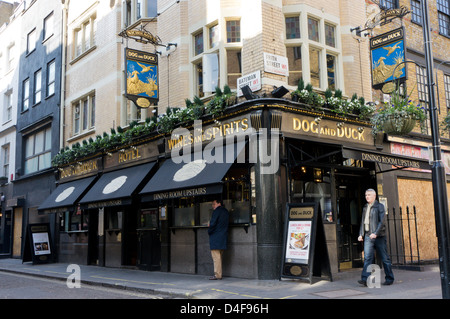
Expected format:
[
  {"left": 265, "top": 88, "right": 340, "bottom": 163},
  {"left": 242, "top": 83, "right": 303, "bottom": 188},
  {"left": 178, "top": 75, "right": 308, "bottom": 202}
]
[
  {"left": 118, "top": 148, "right": 142, "bottom": 163},
  {"left": 167, "top": 118, "right": 250, "bottom": 150},
  {"left": 60, "top": 159, "right": 100, "bottom": 180},
  {"left": 291, "top": 117, "right": 367, "bottom": 142},
  {"left": 289, "top": 206, "right": 314, "bottom": 219}
]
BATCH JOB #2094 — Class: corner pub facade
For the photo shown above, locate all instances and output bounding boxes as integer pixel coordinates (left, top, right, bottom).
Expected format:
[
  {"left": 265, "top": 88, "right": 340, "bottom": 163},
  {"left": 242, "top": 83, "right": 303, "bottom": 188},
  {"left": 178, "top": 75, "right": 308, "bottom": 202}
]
[{"left": 39, "top": 98, "right": 433, "bottom": 279}]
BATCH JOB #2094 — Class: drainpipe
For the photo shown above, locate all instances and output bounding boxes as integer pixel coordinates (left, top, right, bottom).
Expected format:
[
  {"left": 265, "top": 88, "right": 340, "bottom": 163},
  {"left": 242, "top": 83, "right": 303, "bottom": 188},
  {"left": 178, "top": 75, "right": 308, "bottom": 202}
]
[{"left": 60, "top": 0, "right": 69, "bottom": 150}]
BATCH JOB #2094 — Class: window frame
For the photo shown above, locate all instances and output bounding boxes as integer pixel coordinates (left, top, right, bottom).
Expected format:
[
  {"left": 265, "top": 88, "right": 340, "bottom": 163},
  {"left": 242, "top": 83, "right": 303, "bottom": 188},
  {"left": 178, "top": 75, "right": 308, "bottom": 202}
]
[
  {"left": 410, "top": 0, "right": 422, "bottom": 25},
  {"left": 72, "top": 92, "right": 96, "bottom": 136},
  {"left": 2, "top": 144, "right": 9, "bottom": 179},
  {"left": 43, "top": 11, "right": 54, "bottom": 41},
  {"left": 34, "top": 69, "right": 42, "bottom": 105},
  {"left": 23, "top": 126, "right": 52, "bottom": 175},
  {"left": 72, "top": 14, "right": 97, "bottom": 61},
  {"left": 284, "top": 11, "right": 341, "bottom": 91},
  {"left": 27, "top": 28, "right": 37, "bottom": 55},
  {"left": 22, "top": 78, "right": 30, "bottom": 112},
  {"left": 47, "top": 60, "right": 56, "bottom": 97},
  {"left": 437, "top": 0, "right": 450, "bottom": 37}
]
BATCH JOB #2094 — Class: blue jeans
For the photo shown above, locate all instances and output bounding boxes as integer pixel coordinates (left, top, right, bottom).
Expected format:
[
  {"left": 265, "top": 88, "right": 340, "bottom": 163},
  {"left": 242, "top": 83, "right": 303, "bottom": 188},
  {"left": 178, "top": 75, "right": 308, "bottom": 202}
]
[{"left": 361, "top": 234, "right": 394, "bottom": 283}]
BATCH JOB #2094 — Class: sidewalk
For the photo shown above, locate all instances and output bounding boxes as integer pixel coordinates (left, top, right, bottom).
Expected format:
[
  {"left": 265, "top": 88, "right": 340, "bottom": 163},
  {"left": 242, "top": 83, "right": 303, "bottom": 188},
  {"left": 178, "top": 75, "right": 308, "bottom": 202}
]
[{"left": 0, "top": 258, "right": 443, "bottom": 299}]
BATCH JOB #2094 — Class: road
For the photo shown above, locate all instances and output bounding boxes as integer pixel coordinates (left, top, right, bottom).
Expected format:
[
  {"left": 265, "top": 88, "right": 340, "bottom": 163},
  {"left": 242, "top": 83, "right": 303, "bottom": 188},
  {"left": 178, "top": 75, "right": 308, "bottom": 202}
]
[{"left": 0, "top": 271, "right": 166, "bottom": 299}]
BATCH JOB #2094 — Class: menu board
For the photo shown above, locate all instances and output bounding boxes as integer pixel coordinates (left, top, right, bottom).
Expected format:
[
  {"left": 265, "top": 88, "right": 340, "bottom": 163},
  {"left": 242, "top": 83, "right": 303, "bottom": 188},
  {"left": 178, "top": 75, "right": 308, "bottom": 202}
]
[
  {"left": 281, "top": 203, "right": 332, "bottom": 283},
  {"left": 23, "top": 223, "right": 53, "bottom": 264}
]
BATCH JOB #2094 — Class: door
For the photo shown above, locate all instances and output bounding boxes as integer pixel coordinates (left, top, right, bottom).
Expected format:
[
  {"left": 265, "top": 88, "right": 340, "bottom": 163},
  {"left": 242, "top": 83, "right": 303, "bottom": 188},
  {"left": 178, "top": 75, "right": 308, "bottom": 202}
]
[
  {"left": 137, "top": 208, "right": 161, "bottom": 271},
  {"left": 12, "top": 208, "right": 23, "bottom": 258},
  {"left": 336, "top": 172, "right": 370, "bottom": 269},
  {"left": 88, "top": 210, "right": 99, "bottom": 265}
]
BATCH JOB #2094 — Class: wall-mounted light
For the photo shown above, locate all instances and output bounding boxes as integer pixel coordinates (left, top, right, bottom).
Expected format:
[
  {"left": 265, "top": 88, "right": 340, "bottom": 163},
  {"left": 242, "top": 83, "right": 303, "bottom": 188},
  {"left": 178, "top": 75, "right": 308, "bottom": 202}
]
[
  {"left": 313, "top": 168, "right": 323, "bottom": 183},
  {"left": 241, "top": 85, "right": 258, "bottom": 100},
  {"left": 271, "top": 86, "right": 289, "bottom": 98}
]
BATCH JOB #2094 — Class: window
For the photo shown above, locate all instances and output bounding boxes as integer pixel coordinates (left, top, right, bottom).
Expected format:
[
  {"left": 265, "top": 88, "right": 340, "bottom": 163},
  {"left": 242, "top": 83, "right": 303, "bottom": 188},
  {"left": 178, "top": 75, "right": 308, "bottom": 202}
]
[
  {"left": 308, "top": 17, "right": 319, "bottom": 42},
  {"left": 287, "top": 46, "right": 302, "bottom": 86},
  {"left": 7, "top": 44, "right": 15, "bottom": 71},
  {"left": 438, "top": 0, "right": 450, "bottom": 37},
  {"left": 379, "top": 0, "right": 398, "bottom": 9},
  {"left": 24, "top": 127, "right": 52, "bottom": 174},
  {"left": 27, "top": 29, "right": 36, "bottom": 54},
  {"left": 285, "top": 11, "right": 341, "bottom": 91},
  {"left": 309, "top": 47, "right": 321, "bottom": 87},
  {"left": 226, "top": 50, "right": 242, "bottom": 90},
  {"left": 4, "top": 91, "right": 12, "bottom": 122},
  {"left": 326, "top": 54, "right": 336, "bottom": 90},
  {"left": 47, "top": 60, "right": 56, "bottom": 97},
  {"left": 444, "top": 74, "right": 450, "bottom": 109},
  {"left": 44, "top": 12, "right": 54, "bottom": 40},
  {"left": 209, "top": 24, "right": 219, "bottom": 49},
  {"left": 125, "top": 0, "right": 158, "bottom": 26},
  {"left": 2, "top": 145, "right": 9, "bottom": 179},
  {"left": 22, "top": 78, "right": 30, "bottom": 112},
  {"left": 411, "top": 0, "right": 422, "bottom": 24},
  {"left": 60, "top": 207, "right": 89, "bottom": 232},
  {"left": 73, "top": 15, "right": 97, "bottom": 58},
  {"left": 72, "top": 93, "right": 95, "bottom": 135},
  {"left": 226, "top": 20, "right": 240, "bottom": 43},
  {"left": 194, "top": 61, "right": 203, "bottom": 98},
  {"left": 194, "top": 31, "right": 204, "bottom": 56},
  {"left": 325, "top": 23, "right": 336, "bottom": 47},
  {"left": 286, "top": 16, "right": 300, "bottom": 39},
  {"left": 34, "top": 69, "right": 42, "bottom": 105},
  {"left": 416, "top": 65, "right": 430, "bottom": 133}
]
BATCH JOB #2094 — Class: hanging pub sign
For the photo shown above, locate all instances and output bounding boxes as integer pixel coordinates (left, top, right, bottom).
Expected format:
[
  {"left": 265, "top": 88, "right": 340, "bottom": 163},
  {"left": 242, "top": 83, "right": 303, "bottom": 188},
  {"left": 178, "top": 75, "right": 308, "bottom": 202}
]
[
  {"left": 281, "top": 202, "right": 332, "bottom": 284},
  {"left": 370, "top": 27, "right": 406, "bottom": 92},
  {"left": 23, "top": 223, "right": 53, "bottom": 264},
  {"left": 125, "top": 48, "right": 159, "bottom": 108}
]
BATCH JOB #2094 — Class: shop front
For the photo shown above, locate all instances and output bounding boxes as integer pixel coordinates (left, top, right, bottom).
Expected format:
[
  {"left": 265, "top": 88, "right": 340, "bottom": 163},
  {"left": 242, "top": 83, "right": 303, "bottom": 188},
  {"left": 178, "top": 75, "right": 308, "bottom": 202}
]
[
  {"left": 48, "top": 100, "right": 434, "bottom": 279},
  {"left": 78, "top": 161, "right": 156, "bottom": 267},
  {"left": 139, "top": 140, "right": 257, "bottom": 278}
]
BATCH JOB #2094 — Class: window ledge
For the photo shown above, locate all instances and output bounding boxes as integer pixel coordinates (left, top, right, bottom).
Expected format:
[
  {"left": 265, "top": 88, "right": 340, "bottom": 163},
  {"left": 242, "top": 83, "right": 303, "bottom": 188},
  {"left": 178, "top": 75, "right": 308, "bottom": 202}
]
[
  {"left": 69, "top": 45, "right": 97, "bottom": 65},
  {"left": 67, "top": 128, "right": 96, "bottom": 143}
]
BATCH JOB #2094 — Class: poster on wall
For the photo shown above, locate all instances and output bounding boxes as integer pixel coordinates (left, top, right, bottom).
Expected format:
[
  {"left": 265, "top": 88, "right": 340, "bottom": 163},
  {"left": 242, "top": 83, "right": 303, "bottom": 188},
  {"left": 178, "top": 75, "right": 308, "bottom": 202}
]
[
  {"left": 125, "top": 48, "right": 159, "bottom": 108},
  {"left": 370, "top": 27, "right": 406, "bottom": 92},
  {"left": 281, "top": 202, "right": 332, "bottom": 283}
]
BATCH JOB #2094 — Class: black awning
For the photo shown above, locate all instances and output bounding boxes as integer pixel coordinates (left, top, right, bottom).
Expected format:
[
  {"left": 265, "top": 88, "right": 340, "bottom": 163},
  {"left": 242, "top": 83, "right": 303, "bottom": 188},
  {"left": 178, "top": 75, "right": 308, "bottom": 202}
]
[
  {"left": 38, "top": 176, "right": 97, "bottom": 213},
  {"left": 342, "top": 147, "right": 431, "bottom": 170},
  {"left": 79, "top": 161, "right": 156, "bottom": 208},
  {"left": 140, "top": 141, "right": 246, "bottom": 201}
]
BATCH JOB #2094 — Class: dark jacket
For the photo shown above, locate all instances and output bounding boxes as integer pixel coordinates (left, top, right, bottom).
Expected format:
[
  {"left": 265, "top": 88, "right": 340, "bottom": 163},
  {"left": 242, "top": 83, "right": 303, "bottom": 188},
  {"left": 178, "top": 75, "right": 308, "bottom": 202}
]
[
  {"left": 208, "top": 205, "right": 229, "bottom": 250},
  {"left": 359, "top": 200, "right": 386, "bottom": 237}
]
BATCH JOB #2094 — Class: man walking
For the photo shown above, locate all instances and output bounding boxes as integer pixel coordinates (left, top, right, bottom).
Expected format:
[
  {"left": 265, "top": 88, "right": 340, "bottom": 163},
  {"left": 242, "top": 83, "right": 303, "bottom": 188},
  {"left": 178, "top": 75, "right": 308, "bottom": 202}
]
[
  {"left": 358, "top": 189, "right": 394, "bottom": 286},
  {"left": 208, "top": 199, "right": 229, "bottom": 280}
]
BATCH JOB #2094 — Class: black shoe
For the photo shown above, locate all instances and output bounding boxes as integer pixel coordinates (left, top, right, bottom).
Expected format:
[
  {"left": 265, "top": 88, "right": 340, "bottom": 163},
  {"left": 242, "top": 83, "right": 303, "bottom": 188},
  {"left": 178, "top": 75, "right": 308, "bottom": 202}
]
[
  {"left": 209, "top": 276, "right": 222, "bottom": 280},
  {"left": 382, "top": 281, "right": 393, "bottom": 285},
  {"left": 357, "top": 280, "right": 367, "bottom": 286}
]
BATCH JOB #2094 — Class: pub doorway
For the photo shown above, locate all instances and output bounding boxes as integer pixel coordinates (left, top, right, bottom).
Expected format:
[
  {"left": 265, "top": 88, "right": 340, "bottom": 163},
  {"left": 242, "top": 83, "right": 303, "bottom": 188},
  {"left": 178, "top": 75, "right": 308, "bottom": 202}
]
[{"left": 335, "top": 167, "right": 374, "bottom": 270}]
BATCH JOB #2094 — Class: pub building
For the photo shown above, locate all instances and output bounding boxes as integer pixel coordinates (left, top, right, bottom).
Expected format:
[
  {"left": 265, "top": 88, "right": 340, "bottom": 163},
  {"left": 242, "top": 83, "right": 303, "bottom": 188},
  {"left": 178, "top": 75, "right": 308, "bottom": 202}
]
[{"left": 39, "top": 98, "right": 432, "bottom": 279}]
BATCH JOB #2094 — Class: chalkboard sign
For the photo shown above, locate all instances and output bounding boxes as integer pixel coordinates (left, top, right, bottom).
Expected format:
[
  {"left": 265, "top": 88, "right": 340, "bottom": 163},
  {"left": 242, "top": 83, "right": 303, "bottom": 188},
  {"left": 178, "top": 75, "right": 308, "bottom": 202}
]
[
  {"left": 23, "top": 223, "right": 53, "bottom": 264},
  {"left": 280, "top": 202, "right": 332, "bottom": 283}
]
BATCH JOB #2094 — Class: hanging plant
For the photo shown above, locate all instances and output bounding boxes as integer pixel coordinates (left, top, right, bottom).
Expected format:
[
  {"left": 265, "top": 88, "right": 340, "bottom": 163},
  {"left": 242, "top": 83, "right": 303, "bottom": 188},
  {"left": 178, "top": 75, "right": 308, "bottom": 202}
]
[{"left": 371, "top": 88, "right": 426, "bottom": 136}]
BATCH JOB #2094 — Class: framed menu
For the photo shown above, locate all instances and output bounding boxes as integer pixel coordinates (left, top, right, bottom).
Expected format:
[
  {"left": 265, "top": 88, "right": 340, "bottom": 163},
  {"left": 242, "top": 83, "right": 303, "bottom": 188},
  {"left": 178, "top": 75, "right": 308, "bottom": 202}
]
[{"left": 281, "top": 202, "right": 332, "bottom": 283}]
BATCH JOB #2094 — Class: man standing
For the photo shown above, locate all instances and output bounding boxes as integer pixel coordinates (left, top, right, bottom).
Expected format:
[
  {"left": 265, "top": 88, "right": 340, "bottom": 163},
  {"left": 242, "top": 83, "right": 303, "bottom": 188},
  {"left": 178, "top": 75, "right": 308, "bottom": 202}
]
[
  {"left": 358, "top": 189, "right": 394, "bottom": 286},
  {"left": 208, "top": 199, "right": 229, "bottom": 280}
]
